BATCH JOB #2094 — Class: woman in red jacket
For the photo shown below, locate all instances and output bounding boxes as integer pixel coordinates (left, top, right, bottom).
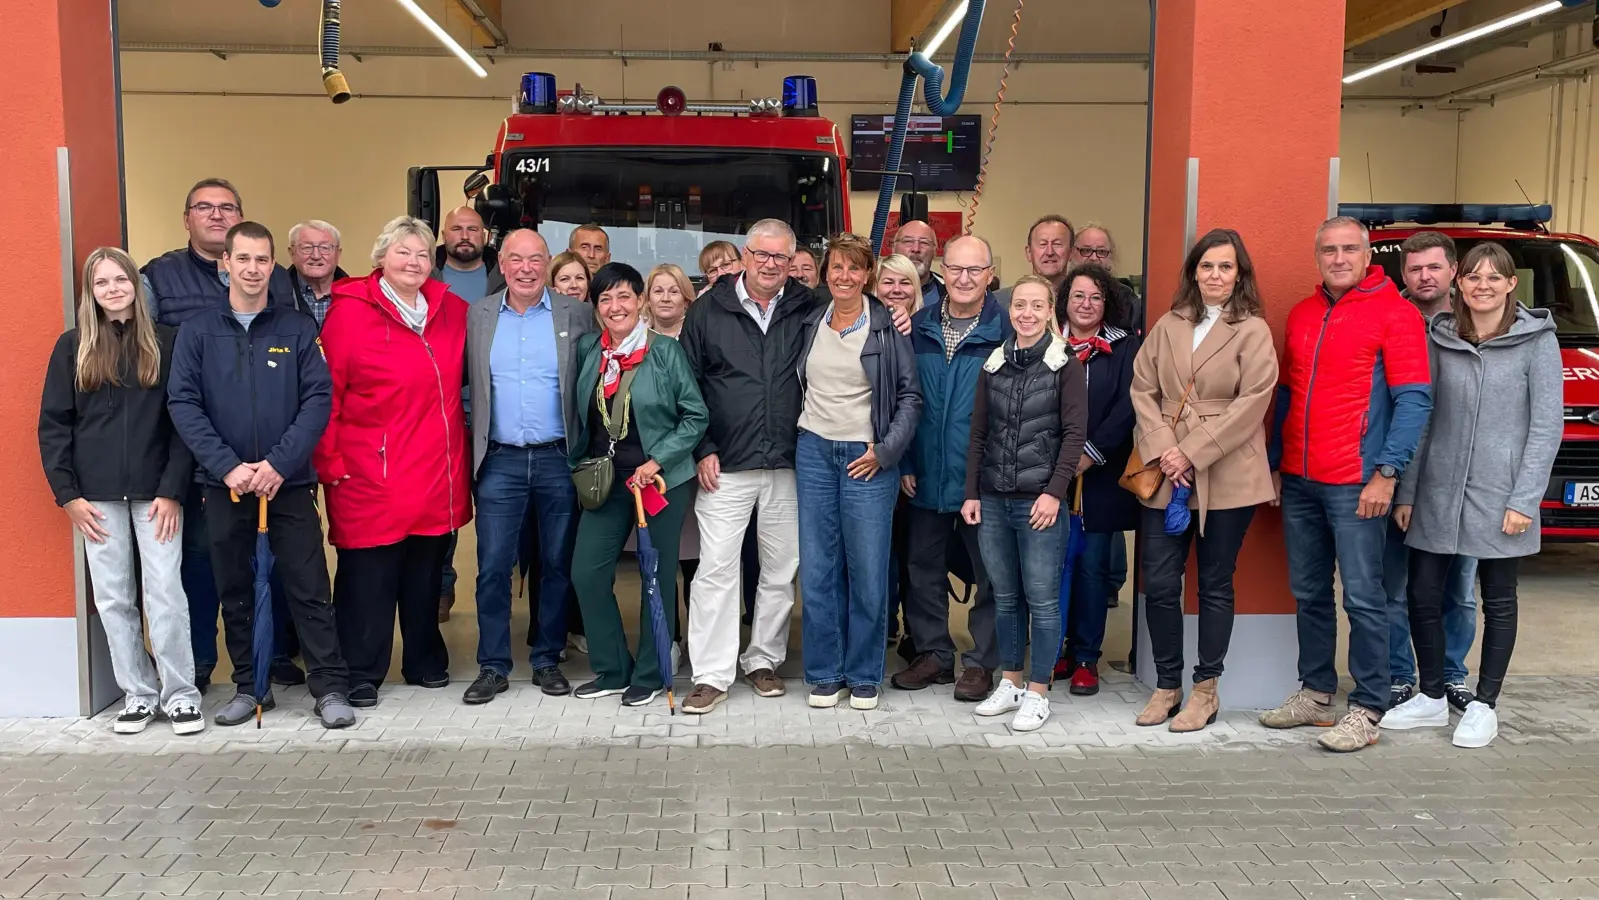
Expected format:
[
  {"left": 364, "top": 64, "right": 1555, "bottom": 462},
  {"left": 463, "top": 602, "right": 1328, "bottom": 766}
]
[{"left": 315, "top": 216, "right": 472, "bottom": 708}]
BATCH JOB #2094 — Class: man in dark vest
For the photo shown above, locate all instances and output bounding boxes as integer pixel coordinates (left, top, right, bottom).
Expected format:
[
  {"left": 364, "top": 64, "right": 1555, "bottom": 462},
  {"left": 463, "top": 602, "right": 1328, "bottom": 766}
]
[{"left": 142, "top": 177, "right": 294, "bottom": 693}]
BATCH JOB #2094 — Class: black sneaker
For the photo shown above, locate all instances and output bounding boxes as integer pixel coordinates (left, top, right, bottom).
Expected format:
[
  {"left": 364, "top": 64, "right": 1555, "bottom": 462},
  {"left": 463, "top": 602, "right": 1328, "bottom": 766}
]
[
  {"left": 809, "top": 682, "right": 848, "bottom": 709},
  {"left": 348, "top": 684, "right": 379, "bottom": 708},
  {"left": 1445, "top": 682, "right": 1475, "bottom": 714},
  {"left": 463, "top": 669, "right": 509, "bottom": 705},
  {"left": 114, "top": 705, "right": 155, "bottom": 734},
  {"left": 532, "top": 666, "right": 571, "bottom": 696},
  {"left": 849, "top": 685, "right": 880, "bottom": 711},
  {"left": 573, "top": 680, "right": 626, "bottom": 700},
  {"left": 1390, "top": 683, "right": 1415, "bottom": 708},
  {"left": 169, "top": 705, "right": 205, "bottom": 736},
  {"left": 270, "top": 658, "right": 307, "bottom": 687},
  {"left": 621, "top": 685, "right": 661, "bottom": 707},
  {"left": 405, "top": 674, "right": 450, "bottom": 689}
]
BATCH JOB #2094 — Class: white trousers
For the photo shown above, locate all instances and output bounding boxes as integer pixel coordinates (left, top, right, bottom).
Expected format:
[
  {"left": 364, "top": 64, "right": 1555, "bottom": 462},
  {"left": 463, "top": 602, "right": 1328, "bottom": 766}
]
[
  {"left": 81, "top": 500, "right": 200, "bottom": 714},
  {"left": 688, "top": 469, "right": 799, "bottom": 691}
]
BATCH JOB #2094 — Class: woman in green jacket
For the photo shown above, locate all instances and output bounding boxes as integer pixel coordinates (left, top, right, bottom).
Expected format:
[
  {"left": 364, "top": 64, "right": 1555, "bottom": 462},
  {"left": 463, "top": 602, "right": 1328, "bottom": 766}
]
[{"left": 569, "top": 262, "right": 710, "bottom": 706}]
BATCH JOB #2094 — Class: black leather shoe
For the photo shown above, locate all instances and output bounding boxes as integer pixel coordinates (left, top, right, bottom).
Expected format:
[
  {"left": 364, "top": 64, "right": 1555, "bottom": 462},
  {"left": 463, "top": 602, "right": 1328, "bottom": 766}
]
[
  {"left": 406, "top": 674, "right": 450, "bottom": 689},
  {"left": 463, "top": 669, "right": 509, "bottom": 705},
  {"left": 532, "top": 666, "right": 571, "bottom": 696},
  {"left": 348, "top": 684, "right": 379, "bottom": 708}
]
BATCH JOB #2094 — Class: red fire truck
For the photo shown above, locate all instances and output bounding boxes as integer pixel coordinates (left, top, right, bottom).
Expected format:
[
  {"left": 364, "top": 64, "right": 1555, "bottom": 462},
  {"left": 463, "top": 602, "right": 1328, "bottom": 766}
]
[
  {"left": 408, "top": 72, "right": 849, "bottom": 280},
  {"left": 1347, "top": 204, "right": 1599, "bottom": 543}
]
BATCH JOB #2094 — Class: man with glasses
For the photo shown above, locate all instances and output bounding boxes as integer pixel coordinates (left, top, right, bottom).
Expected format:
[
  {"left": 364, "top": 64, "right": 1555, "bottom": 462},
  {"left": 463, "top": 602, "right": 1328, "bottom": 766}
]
[
  {"left": 893, "top": 235, "right": 1010, "bottom": 700},
  {"left": 996, "top": 215, "right": 1074, "bottom": 308},
  {"left": 890, "top": 220, "right": 945, "bottom": 309},
  {"left": 1070, "top": 222, "right": 1144, "bottom": 335},
  {"left": 678, "top": 219, "right": 819, "bottom": 714},
  {"left": 142, "top": 178, "right": 293, "bottom": 695},
  {"left": 287, "top": 220, "right": 347, "bottom": 330}
]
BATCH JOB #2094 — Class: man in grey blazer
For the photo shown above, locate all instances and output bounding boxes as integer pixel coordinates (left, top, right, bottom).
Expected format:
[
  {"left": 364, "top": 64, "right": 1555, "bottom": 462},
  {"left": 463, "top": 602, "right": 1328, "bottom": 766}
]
[{"left": 463, "top": 228, "right": 596, "bottom": 705}]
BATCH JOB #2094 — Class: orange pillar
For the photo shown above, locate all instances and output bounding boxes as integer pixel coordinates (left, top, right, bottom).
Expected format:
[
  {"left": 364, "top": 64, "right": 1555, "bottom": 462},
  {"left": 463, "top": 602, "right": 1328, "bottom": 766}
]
[
  {"left": 0, "top": 0, "right": 124, "bottom": 715},
  {"left": 1137, "top": 0, "right": 1345, "bottom": 708}
]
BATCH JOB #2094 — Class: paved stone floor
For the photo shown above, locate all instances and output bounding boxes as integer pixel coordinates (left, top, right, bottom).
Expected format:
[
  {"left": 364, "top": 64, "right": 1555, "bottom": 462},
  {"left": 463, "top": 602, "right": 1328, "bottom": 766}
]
[{"left": 5, "top": 670, "right": 1599, "bottom": 899}]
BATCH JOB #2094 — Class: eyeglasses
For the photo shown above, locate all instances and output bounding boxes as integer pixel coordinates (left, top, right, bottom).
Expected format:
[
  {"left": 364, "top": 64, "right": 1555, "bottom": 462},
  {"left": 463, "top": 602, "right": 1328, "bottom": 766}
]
[
  {"left": 297, "top": 244, "right": 338, "bottom": 256},
  {"left": 1067, "top": 292, "right": 1106, "bottom": 304},
  {"left": 746, "top": 248, "right": 794, "bottom": 267},
  {"left": 1074, "top": 246, "right": 1112, "bottom": 260},
  {"left": 189, "top": 202, "right": 241, "bottom": 217},
  {"left": 944, "top": 264, "right": 992, "bottom": 281},
  {"left": 1460, "top": 273, "right": 1510, "bottom": 288}
]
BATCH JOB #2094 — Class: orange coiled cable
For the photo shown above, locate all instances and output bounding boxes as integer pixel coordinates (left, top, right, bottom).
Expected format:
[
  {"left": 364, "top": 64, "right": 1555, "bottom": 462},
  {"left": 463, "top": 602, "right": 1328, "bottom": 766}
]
[{"left": 967, "top": 0, "right": 1025, "bottom": 235}]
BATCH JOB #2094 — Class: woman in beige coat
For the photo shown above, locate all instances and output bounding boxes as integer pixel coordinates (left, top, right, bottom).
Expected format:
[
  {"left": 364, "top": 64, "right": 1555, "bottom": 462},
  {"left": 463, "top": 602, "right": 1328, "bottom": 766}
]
[{"left": 1128, "top": 229, "right": 1278, "bottom": 732}]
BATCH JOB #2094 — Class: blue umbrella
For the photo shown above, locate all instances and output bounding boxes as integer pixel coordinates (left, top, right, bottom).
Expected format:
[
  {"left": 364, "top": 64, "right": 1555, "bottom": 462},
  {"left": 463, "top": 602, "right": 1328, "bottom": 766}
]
[
  {"left": 631, "top": 477, "right": 676, "bottom": 713},
  {"left": 233, "top": 492, "right": 274, "bottom": 728},
  {"left": 1055, "top": 477, "right": 1086, "bottom": 667},
  {"left": 1166, "top": 478, "right": 1194, "bottom": 536}
]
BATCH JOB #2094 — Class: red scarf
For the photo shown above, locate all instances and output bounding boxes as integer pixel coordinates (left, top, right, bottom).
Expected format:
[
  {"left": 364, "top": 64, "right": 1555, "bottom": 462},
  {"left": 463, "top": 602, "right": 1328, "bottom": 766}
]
[
  {"left": 599, "top": 324, "right": 649, "bottom": 399},
  {"left": 1066, "top": 333, "right": 1113, "bottom": 363}
]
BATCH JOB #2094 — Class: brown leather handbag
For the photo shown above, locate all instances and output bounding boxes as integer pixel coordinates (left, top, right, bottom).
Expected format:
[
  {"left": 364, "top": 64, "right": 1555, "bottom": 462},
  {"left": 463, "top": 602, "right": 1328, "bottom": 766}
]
[{"left": 1119, "top": 379, "right": 1196, "bottom": 501}]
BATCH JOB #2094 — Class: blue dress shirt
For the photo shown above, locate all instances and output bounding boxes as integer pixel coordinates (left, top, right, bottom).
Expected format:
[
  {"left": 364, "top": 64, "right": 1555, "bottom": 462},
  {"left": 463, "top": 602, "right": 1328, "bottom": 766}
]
[{"left": 489, "top": 288, "right": 564, "bottom": 446}]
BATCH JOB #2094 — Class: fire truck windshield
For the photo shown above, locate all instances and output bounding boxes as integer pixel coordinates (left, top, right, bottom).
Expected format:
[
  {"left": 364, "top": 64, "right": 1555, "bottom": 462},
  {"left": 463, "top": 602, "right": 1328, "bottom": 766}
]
[
  {"left": 501, "top": 148, "right": 841, "bottom": 279},
  {"left": 1372, "top": 237, "right": 1599, "bottom": 348}
]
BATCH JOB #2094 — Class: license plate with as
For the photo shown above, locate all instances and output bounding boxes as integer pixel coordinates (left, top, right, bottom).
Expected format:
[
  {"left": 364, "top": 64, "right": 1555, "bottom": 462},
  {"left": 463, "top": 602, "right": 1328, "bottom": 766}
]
[{"left": 1565, "top": 481, "right": 1599, "bottom": 507}]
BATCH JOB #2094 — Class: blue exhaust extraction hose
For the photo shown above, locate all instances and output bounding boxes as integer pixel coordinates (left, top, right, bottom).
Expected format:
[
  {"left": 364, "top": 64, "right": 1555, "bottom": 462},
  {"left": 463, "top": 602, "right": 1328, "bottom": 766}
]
[{"left": 869, "top": 0, "right": 987, "bottom": 251}]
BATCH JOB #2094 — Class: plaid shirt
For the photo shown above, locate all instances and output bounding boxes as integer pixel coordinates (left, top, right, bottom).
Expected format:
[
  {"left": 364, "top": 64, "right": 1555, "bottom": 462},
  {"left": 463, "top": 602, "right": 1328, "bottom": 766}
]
[
  {"left": 939, "top": 301, "right": 980, "bottom": 362},
  {"left": 300, "top": 282, "right": 331, "bottom": 329},
  {"left": 826, "top": 302, "right": 869, "bottom": 337}
]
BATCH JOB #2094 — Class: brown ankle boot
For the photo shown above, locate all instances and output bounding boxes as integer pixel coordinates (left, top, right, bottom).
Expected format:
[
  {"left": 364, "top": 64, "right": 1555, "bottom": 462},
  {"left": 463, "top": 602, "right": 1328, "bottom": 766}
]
[
  {"left": 1170, "top": 678, "right": 1219, "bottom": 733},
  {"left": 1136, "top": 688, "right": 1182, "bottom": 727}
]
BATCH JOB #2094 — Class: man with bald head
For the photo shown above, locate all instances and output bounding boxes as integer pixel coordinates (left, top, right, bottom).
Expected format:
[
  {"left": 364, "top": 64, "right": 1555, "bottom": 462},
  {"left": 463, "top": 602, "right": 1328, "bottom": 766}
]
[
  {"left": 893, "top": 234, "right": 1010, "bottom": 700},
  {"left": 433, "top": 206, "right": 504, "bottom": 302},
  {"left": 889, "top": 219, "right": 945, "bottom": 308},
  {"left": 462, "top": 228, "right": 596, "bottom": 705},
  {"left": 569, "top": 224, "right": 612, "bottom": 274}
]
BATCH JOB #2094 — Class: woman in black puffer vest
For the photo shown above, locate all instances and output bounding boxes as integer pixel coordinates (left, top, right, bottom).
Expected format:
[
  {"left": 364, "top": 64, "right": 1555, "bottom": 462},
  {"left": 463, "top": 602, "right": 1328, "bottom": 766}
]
[{"left": 961, "top": 275, "right": 1088, "bottom": 734}]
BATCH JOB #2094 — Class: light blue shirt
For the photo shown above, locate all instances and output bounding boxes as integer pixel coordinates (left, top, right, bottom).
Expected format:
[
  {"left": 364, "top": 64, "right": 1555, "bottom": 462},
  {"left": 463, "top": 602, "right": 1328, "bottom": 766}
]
[
  {"left": 489, "top": 288, "right": 564, "bottom": 446},
  {"left": 439, "top": 263, "right": 490, "bottom": 303}
]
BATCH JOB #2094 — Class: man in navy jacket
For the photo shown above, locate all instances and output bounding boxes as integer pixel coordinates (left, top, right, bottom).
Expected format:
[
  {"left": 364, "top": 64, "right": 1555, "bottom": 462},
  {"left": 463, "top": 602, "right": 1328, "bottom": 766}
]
[{"left": 167, "top": 221, "right": 354, "bottom": 730}]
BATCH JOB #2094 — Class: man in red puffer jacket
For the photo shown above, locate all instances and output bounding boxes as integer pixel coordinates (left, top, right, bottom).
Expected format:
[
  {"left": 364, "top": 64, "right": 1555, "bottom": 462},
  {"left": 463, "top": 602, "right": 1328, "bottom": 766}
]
[{"left": 1261, "top": 216, "right": 1432, "bottom": 754}]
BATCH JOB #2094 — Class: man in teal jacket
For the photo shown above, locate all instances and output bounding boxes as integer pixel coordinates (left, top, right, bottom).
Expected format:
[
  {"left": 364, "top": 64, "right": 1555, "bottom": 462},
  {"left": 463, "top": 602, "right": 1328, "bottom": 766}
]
[{"left": 893, "top": 235, "right": 1012, "bottom": 701}]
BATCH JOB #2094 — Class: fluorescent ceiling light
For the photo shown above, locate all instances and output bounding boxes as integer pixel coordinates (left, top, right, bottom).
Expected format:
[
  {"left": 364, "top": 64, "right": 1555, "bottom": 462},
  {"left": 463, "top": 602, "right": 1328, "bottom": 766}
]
[
  {"left": 1344, "top": 0, "right": 1562, "bottom": 84},
  {"left": 395, "top": 0, "right": 488, "bottom": 78},
  {"left": 921, "top": 0, "right": 970, "bottom": 59}
]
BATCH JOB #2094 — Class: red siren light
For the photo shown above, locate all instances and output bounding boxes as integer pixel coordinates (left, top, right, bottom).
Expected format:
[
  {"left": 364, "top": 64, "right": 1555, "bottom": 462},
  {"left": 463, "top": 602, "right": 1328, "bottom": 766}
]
[{"left": 656, "top": 85, "right": 687, "bottom": 116}]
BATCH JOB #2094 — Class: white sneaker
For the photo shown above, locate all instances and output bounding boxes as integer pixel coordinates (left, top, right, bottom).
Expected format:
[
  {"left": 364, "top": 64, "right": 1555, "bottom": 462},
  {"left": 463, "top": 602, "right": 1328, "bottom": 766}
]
[
  {"left": 1379, "top": 693, "right": 1449, "bottom": 730},
  {"left": 1011, "top": 690, "right": 1051, "bottom": 732},
  {"left": 974, "top": 680, "right": 1025, "bottom": 717},
  {"left": 1452, "top": 701, "right": 1499, "bottom": 748},
  {"left": 570, "top": 634, "right": 589, "bottom": 655}
]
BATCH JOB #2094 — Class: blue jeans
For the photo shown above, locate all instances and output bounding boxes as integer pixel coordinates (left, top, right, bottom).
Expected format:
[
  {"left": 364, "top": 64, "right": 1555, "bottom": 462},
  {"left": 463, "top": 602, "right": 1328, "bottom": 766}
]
[
  {"left": 1384, "top": 520, "right": 1476, "bottom": 685},
  {"left": 978, "top": 494, "right": 1067, "bottom": 685},
  {"left": 1281, "top": 475, "right": 1391, "bottom": 712},
  {"left": 1066, "top": 531, "right": 1116, "bottom": 664},
  {"left": 183, "top": 491, "right": 220, "bottom": 673},
  {"left": 474, "top": 442, "right": 577, "bottom": 674},
  {"left": 796, "top": 432, "right": 898, "bottom": 687}
]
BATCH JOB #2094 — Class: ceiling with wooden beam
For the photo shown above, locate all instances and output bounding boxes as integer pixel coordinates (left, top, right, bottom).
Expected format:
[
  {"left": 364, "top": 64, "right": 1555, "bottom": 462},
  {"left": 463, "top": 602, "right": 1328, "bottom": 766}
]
[
  {"left": 892, "top": 0, "right": 945, "bottom": 53},
  {"left": 451, "top": 0, "right": 505, "bottom": 49},
  {"left": 1346, "top": 0, "right": 1470, "bottom": 49}
]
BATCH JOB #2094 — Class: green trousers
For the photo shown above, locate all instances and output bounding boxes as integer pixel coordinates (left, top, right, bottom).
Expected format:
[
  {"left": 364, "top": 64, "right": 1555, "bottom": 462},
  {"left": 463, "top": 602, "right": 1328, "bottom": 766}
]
[{"left": 571, "top": 480, "right": 691, "bottom": 691}]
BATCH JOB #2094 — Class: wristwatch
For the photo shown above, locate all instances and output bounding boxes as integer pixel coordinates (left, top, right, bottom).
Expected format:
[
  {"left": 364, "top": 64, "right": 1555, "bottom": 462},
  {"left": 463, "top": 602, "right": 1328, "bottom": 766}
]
[{"left": 1377, "top": 464, "right": 1398, "bottom": 479}]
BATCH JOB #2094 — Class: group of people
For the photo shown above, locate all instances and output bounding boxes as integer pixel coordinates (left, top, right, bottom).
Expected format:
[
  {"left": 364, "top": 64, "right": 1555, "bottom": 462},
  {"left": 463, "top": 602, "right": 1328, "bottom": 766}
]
[{"left": 38, "top": 176, "right": 1560, "bottom": 752}]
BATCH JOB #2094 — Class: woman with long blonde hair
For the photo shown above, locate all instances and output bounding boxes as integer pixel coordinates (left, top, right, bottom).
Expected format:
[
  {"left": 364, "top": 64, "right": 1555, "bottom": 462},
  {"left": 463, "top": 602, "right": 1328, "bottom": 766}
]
[{"left": 38, "top": 247, "right": 202, "bottom": 736}]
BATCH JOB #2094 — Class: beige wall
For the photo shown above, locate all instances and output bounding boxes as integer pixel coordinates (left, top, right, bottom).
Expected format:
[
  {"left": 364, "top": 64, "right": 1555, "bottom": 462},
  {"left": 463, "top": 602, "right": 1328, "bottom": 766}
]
[
  {"left": 121, "top": 48, "right": 1480, "bottom": 279},
  {"left": 121, "top": 50, "right": 1152, "bottom": 279}
]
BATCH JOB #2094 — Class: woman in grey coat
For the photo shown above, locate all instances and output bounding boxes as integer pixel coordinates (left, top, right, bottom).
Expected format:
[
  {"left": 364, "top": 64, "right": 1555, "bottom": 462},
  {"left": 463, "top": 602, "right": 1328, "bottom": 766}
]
[{"left": 1386, "top": 242, "right": 1562, "bottom": 749}]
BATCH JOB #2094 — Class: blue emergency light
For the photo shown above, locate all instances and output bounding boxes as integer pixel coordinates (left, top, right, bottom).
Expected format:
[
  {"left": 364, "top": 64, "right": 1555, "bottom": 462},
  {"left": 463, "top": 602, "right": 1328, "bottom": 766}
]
[
  {"left": 1338, "top": 203, "right": 1554, "bottom": 230},
  {"left": 519, "top": 72, "right": 558, "bottom": 114},
  {"left": 782, "top": 75, "right": 819, "bottom": 117}
]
